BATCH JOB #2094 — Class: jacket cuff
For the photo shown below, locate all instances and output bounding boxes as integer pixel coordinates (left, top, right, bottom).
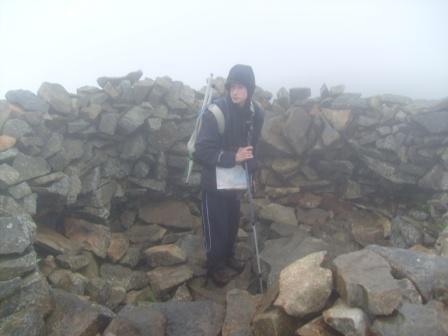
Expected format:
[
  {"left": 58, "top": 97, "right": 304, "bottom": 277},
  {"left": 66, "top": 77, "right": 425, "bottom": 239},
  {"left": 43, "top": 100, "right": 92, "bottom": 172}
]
[{"left": 216, "top": 150, "right": 236, "bottom": 168}]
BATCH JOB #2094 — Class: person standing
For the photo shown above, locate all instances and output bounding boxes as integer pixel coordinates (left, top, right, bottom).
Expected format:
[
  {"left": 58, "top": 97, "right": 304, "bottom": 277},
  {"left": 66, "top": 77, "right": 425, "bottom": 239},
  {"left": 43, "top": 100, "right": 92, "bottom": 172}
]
[{"left": 193, "top": 64, "right": 264, "bottom": 286}]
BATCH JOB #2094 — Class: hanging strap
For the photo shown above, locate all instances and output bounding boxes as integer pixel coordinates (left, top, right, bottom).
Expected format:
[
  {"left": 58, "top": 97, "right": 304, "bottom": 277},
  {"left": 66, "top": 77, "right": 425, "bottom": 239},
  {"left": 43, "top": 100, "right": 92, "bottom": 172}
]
[{"left": 208, "top": 104, "right": 225, "bottom": 135}]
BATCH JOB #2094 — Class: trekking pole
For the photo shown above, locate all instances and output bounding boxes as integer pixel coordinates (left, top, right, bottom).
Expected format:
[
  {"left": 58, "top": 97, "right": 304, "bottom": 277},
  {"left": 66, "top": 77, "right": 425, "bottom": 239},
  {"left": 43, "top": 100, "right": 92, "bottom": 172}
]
[{"left": 244, "top": 104, "right": 264, "bottom": 293}]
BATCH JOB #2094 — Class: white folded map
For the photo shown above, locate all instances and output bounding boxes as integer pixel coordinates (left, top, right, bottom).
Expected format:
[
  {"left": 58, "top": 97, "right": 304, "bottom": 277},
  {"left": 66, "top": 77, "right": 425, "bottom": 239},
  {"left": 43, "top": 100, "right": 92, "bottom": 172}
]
[{"left": 216, "top": 165, "right": 248, "bottom": 190}]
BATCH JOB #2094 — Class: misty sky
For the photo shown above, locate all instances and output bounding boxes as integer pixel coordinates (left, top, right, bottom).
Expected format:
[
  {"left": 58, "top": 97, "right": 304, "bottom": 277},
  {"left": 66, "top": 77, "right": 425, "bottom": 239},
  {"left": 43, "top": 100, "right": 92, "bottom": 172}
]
[{"left": 0, "top": 0, "right": 447, "bottom": 100}]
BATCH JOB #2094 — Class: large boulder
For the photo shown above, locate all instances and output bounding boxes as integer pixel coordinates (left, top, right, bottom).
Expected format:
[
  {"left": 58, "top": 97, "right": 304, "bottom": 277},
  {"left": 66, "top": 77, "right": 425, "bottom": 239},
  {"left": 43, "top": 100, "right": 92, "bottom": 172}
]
[
  {"left": 333, "top": 249, "right": 402, "bottom": 316},
  {"left": 260, "top": 233, "right": 329, "bottom": 286},
  {"left": 367, "top": 245, "right": 448, "bottom": 302},
  {"left": 274, "top": 251, "right": 332, "bottom": 317}
]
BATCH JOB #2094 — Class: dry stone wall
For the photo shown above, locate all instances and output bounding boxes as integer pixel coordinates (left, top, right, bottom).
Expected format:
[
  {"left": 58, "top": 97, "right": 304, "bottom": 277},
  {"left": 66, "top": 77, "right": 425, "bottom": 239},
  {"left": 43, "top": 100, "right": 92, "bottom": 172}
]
[{"left": 1, "top": 70, "right": 448, "bottom": 335}]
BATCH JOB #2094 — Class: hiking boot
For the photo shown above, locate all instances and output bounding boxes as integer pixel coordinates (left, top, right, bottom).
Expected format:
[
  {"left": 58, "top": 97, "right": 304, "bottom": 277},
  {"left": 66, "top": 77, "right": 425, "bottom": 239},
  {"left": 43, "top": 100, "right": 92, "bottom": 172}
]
[
  {"left": 226, "top": 256, "right": 245, "bottom": 272},
  {"left": 208, "top": 268, "right": 232, "bottom": 287}
]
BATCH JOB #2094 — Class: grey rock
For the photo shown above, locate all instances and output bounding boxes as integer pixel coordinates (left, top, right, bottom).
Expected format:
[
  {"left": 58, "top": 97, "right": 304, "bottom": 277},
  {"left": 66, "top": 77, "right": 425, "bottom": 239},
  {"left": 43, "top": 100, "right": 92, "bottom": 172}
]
[
  {"left": 0, "top": 195, "right": 23, "bottom": 216},
  {"left": 118, "top": 106, "right": 151, "bottom": 134},
  {"left": 412, "top": 110, "right": 448, "bottom": 133},
  {"left": 144, "top": 244, "right": 187, "bottom": 267},
  {"left": 148, "top": 76, "right": 173, "bottom": 105},
  {"left": 64, "top": 217, "right": 111, "bottom": 258},
  {"left": 0, "top": 163, "right": 20, "bottom": 188},
  {"left": 147, "top": 265, "right": 194, "bottom": 296},
  {"left": 126, "top": 225, "right": 167, "bottom": 243},
  {"left": 147, "top": 119, "right": 195, "bottom": 152},
  {"left": 371, "top": 302, "right": 448, "bottom": 336},
  {"left": 97, "top": 70, "right": 143, "bottom": 88},
  {"left": 38, "top": 82, "right": 73, "bottom": 115},
  {"left": 0, "top": 250, "right": 37, "bottom": 281},
  {"left": 259, "top": 202, "right": 297, "bottom": 226},
  {"left": 120, "top": 133, "right": 147, "bottom": 161},
  {"left": 284, "top": 106, "right": 313, "bottom": 155},
  {"left": 397, "top": 278, "right": 423, "bottom": 304},
  {"left": 100, "top": 263, "right": 148, "bottom": 291},
  {"left": 45, "top": 288, "right": 115, "bottom": 336},
  {"left": 274, "top": 251, "right": 332, "bottom": 317},
  {"left": 390, "top": 216, "right": 424, "bottom": 248},
  {"left": 133, "top": 78, "right": 154, "bottom": 104},
  {"left": 222, "top": 289, "right": 258, "bottom": 336},
  {"left": 8, "top": 181, "right": 32, "bottom": 199},
  {"left": 0, "top": 148, "right": 19, "bottom": 163},
  {"left": 419, "top": 164, "right": 448, "bottom": 190},
  {"left": 0, "top": 271, "right": 52, "bottom": 320},
  {"left": 149, "top": 300, "right": 225, "bottom": 336},
  {"left": 132, "top": 160, "right": 150, "bottom": 178},
  {"left": 0, "top": 214, "right": 36, "bottom": 255},
  {"left": 367, "top": 245, "right": 448, "bottom": 302},
  {"left": 252, "top": 307, "right": 297, "bottom": 336},
  {"left": 21, "top": 193, "right": 37, "bottom": 215},
  {"left": 333, "top": 249, "right": 402, "bottom": 315},
  {"left": 165, "top": 82, "right": 195, "bottom": 110},
  {"left": 12, "top": 152, "right": 50, "bottom": 183},
  {"left": 48, "top": 269, "right": 88, "bottom": 295},
  {"left": 41, "top": 132, "right": 63, "bottom": 159},
  {"left": 139, "top": 200, "right": 194, "bottom": 230},
  {"left": 0, "top": 277, "right": 21, "bottom": 301},
  {"left": 360, "top": 155, "right": 417, "bottom": 184},
  {"left": 260, "top": 234, "right": 328, "bottom": 287},
  {"left": 5, "top": 89, "right": 49, "bottom": 112},
  {"left": 0, "top": 308, "right": 45, "bottom": 336},
  {"left": 259, "top": 116, "right": 293, "bottom": 155},
  {"left": 35, "top": 226, "right": 82, "bottom": 255},
  {"left": 2, "top": 118, "right": 33, "bottom": 139},
  {"left": 62, "top": 138, "right": 84, "bottom": 161},
  {"left": 67, "top": 119, "right": 90, "bottom": 133},
  {"left": 98, "top": 112, "right": 118, "bottom": 135},
  {"left": 323, "top": 299, "right": 369, "bottom": 336},
  {"left": 175, "top": 234, "right": 207, "bottom": 276},
  {"left": 119, "top": 246, "right": 142, "bottom": 268},
  {"left": 114, "top": 304, "right": 167, "bottom": 336},
  {"left": 55, "top": 253, "right": 91, "bottom": 271}
]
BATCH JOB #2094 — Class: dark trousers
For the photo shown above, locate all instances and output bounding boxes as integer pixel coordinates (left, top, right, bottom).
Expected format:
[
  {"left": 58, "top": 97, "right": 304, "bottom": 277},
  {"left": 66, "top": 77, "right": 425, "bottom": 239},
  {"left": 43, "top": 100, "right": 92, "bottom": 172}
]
[{"left": 201, "top": 190, "right": 241, "bottom": 272}]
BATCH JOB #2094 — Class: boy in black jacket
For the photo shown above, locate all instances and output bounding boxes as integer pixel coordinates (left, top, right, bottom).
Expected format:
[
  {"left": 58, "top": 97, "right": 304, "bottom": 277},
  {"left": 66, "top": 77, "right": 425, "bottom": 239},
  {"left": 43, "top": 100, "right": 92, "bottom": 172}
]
[{"left": 193, "top": 64, "right": 264, "bottom": 286}]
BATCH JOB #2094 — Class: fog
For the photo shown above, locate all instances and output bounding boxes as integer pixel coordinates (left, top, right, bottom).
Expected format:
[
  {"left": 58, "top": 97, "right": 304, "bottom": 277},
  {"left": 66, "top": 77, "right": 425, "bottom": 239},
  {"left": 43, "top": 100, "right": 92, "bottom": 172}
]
[{"left": 1, "top": 0, "right": 447, "bottom": 99}]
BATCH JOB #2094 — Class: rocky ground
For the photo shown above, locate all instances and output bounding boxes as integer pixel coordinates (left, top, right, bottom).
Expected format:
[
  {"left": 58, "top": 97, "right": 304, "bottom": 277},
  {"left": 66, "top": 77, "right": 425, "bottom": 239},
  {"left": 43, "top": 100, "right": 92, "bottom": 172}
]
[{"left": 0, "top": 71, "right": 447, "bottom": 335}]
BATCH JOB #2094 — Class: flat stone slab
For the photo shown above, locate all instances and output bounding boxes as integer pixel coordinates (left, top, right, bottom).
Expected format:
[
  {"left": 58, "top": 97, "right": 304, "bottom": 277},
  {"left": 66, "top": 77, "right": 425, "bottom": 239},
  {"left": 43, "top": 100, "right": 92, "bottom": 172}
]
[
  {"left": 367, "top": 244, "right": 448, "bottom": 302},
  {"left": 333, "top": 249, "right": 402, "bottom": 316}
]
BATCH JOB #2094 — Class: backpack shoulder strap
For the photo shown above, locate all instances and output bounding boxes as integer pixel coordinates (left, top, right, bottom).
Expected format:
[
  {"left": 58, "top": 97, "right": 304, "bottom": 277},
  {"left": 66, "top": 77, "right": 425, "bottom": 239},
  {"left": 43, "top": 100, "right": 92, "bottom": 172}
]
[{"left": 207, "top": 104, "right": 225, "bottom": 135}]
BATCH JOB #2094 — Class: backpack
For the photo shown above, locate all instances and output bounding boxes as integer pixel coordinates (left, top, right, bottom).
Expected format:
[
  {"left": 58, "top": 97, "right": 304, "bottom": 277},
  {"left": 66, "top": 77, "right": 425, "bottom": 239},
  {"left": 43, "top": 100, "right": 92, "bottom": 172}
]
[
  {"left": 185, "top": 74, "right": 225, "bottom": 183},
  {"left": 185, "top": 103, "right": 225, "bottom": 183}
]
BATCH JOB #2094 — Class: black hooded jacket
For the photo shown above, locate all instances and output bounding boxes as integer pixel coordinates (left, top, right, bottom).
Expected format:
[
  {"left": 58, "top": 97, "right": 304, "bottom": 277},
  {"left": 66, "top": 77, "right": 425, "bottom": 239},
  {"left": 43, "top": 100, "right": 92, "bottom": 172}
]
[{"left": 193, "top": 95, "right": 264, "bottom": 191}]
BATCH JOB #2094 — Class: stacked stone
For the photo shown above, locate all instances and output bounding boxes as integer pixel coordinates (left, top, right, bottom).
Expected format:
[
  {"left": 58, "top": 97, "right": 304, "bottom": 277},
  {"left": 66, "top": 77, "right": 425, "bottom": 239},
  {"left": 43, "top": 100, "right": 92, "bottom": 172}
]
[
  {"left": 259, "top": 85, "right": 448, "bottom": 201},
  {"left": 1, "top": 70, "right": 448, "bottom": 335}
]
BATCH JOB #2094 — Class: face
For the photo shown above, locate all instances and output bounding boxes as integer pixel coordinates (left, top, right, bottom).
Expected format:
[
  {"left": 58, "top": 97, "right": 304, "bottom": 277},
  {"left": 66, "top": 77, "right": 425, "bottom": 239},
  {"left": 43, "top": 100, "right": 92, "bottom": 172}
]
[{"left": 229, "top": 83, "right": 248, "bottom": 107}]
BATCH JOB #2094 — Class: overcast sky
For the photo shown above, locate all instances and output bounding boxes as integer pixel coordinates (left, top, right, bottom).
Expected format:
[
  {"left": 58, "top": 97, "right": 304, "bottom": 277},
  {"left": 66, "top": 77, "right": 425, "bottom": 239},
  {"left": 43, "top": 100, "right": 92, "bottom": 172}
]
[{"left": 0, "top": 0, "right": 447, "bottom": 100}]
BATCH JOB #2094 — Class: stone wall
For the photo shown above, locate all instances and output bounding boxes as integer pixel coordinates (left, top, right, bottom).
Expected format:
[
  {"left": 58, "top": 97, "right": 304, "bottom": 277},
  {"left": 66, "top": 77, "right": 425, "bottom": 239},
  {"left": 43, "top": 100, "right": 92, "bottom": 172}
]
[{"left": 1, "top": 70, "right": 447, "bottom": 335}]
